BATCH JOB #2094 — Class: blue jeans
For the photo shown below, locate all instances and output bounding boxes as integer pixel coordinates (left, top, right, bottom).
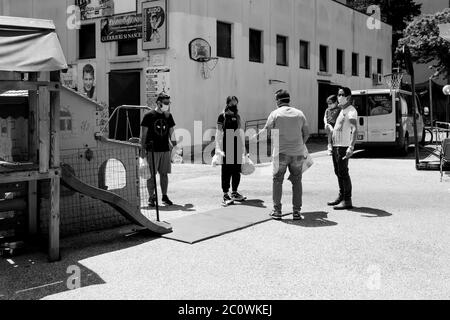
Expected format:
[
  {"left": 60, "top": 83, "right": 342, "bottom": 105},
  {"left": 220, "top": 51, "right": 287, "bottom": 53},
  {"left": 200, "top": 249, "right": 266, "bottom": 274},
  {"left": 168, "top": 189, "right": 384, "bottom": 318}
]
[{"left": 272, "top": 154, "right": 304, "bottom": 212}]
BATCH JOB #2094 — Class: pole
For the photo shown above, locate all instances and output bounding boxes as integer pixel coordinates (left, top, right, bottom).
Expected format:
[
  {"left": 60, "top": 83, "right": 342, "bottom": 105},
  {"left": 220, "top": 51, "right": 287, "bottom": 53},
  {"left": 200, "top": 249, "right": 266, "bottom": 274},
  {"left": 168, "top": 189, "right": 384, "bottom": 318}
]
[
  {"left": 149, "top": 141, "right": 160, "bottom": 222},
  {"left": 429, "top": 78, "right": 437, "bottom": 144},
  {"left": 404, "top": 46, "right": 420, "bottom": 168}
]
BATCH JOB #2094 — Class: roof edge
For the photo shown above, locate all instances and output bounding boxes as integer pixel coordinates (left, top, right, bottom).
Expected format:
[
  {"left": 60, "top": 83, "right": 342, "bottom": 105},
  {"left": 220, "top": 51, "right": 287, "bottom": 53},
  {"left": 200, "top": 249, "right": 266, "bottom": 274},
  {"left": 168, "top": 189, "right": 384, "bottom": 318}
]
[{"left": 0, "top": 15, "right": 56, "bottom": 30}]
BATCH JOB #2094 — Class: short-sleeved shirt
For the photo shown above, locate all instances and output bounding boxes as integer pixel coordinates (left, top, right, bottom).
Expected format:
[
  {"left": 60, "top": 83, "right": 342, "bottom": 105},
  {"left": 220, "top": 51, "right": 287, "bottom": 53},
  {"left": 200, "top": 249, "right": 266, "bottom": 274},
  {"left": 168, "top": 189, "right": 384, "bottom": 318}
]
[
  {"left": 332, "top": 105, "right": 358, "bottom": 147},
  {"left": 217, "top": 112, "right": 243, "bottom": 164},
  {"left": 265, "top": 106, "right": 308, "bottom": 157},
  {"left": 141, "top": 110, "right": 176, "bottom": 152}
]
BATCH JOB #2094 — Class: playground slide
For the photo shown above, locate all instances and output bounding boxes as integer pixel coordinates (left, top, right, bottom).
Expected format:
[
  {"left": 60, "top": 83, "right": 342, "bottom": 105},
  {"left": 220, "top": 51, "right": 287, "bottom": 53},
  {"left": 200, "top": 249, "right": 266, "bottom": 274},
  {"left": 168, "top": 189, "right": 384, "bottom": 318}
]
[{"left": 60, "top": 164, "right": 172, "bottom": 235}]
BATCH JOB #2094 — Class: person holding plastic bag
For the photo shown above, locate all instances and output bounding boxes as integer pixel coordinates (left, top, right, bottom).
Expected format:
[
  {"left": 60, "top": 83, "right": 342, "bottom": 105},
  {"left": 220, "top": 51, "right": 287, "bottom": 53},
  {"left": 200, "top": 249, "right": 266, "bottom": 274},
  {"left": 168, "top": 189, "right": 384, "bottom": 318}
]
[
  {"left": 253, "top": 90, "right": 310, "bottom": 221},
  {"left": 215, "top": 96, "right": 247, "bottom": 206}
]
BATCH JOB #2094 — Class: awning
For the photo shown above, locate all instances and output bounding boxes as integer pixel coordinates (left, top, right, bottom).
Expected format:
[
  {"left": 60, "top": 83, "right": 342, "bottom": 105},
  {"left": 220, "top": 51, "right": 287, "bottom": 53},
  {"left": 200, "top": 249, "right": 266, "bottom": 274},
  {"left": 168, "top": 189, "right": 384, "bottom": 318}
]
[{"left": 0, "top": 16, "right": 67, "bottom": 72}]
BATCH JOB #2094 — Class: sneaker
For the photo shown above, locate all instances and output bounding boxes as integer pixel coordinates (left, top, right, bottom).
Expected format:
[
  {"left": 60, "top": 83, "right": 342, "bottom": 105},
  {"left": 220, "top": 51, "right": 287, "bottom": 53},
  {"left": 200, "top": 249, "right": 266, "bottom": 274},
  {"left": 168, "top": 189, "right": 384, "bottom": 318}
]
[
  {"left": 162, "top": 195, "right": 173, "bottom": 206},
  {"left": 270, "top": 210, "right": 283, "bottom": 221},
  {"left": 148, "top": 195, "right": 156, "bottom": 207},
  {"left": 293, "top": 211, "right": 303, "bottom": 221},
  {"left": 222, "top": 193, "right": 234, "bottom": 207},
  {"left": 231, "top": 192, "right": 247, "bottom": 202}
]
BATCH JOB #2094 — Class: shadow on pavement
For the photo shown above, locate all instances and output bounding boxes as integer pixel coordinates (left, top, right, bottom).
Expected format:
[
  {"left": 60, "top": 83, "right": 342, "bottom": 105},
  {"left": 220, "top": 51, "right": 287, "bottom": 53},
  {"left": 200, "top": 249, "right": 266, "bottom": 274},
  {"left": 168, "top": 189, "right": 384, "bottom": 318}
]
[
  {"left": 236, "top": 199, "right": 267, "bottom": 209},
  {"left": 157, "top": 203, "right": 196, "bottom": 212},
  {"left": 282, "top": 211, "right": 337, "bottom": 228},
  {"left": 349, "top": 207, "right": 393, "bottom": 218},
  {"left": 0, "top": 228, "right": 159, "bottom": 300}
]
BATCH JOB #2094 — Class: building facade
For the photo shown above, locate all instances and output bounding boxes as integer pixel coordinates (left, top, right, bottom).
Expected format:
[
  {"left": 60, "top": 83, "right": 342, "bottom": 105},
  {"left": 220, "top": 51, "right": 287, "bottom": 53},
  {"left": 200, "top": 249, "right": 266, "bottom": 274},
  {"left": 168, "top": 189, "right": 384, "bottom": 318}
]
[{"left": 0, "top": 0, "right": 392, "bottom": 141}]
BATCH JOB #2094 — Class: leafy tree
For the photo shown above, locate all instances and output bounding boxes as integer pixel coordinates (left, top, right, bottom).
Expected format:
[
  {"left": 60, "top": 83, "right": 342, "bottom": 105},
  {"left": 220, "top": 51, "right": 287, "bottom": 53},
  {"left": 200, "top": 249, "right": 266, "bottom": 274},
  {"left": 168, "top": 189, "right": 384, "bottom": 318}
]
[{"left": 397, "top": 9, "right": 450, "bottom": 82}]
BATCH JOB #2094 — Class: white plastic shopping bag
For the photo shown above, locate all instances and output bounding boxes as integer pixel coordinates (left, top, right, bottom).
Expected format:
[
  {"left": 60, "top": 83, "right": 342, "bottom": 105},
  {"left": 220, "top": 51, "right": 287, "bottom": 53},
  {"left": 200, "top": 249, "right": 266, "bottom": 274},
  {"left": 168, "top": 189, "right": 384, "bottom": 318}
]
[
  {"left": 212, "top": 153, "right": 224, "bottom": 167},
  {"left": 241, "top": 154, "right": 256, "bottom": 176},
  {"left": 139, "top": 157, "right": 151, "bottom": 179}
]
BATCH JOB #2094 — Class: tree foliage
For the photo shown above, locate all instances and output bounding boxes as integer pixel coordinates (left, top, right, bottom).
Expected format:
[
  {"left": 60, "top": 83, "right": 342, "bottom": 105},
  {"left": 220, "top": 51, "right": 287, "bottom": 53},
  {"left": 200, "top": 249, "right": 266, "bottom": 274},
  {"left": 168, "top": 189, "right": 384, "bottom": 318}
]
[{"left": 398, "top": 9, "right": 450, "bottom": 81}]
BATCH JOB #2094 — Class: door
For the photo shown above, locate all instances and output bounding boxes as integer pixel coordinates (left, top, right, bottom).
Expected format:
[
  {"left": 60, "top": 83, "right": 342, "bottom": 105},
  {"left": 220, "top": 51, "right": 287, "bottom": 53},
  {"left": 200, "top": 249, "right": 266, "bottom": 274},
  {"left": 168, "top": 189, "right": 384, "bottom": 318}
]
[
  {"left": 366, "top": 93, "right": 396, "bottom": 143},
  {"left": 108, "top": 70, "right": 141, "bottom": 141},
  {"left": 353, "top": 94, "right": 368, "bottom": 143},
  {"left": 318, "top": 81, "right": 341, "bottom": 133}
]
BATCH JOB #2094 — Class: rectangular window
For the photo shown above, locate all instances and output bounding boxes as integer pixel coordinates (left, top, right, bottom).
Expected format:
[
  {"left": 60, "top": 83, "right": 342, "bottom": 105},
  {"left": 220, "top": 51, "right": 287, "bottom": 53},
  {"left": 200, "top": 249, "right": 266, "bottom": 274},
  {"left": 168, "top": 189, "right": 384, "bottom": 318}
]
[
  {"left": 300, "top": 40, "right": 310, "bottom": 69},
  {"left": 365, "top": 56, "right": 372, "bottom": 78},
  {"left": 79, "top": 24, "right": 96, "bottom": 59},
  {"left": 276, "top": 35, "right": 288, "bottom": 66},
  {"left": 377, "top": 58, "right": 383, "bottom": 74},
  {"left": 319, "top": 45, "right": 328, "bottom": 72},
  {"left": 249, "top": 29, "right": 263, "bottom": 63},
  {"left": 118, "top": 39, "right": 138, "bottom": 56},
  {"left": 217, "top": 21, "right": 233, "bottom": 58},
  {"left": 337, "top": 49, "right": 345, "bottom": 74},
  {"left": 352, "top": 53, "right": 359, "bottom": 76}
]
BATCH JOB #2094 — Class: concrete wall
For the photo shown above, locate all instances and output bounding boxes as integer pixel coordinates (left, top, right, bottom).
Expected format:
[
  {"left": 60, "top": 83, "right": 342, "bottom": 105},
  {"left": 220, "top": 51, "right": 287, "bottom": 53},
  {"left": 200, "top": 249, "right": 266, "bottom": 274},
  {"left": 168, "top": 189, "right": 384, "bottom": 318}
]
[{"left": 1, "top": 0, "right": 392, "bottom": 136}]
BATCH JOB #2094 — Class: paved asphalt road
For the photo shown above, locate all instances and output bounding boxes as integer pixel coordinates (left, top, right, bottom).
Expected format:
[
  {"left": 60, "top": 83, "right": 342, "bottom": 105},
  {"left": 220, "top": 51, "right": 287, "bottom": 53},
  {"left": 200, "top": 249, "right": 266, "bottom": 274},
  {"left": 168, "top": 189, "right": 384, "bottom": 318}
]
[{"left": 1, "top": 145, "right": 449, "bottom": 300}]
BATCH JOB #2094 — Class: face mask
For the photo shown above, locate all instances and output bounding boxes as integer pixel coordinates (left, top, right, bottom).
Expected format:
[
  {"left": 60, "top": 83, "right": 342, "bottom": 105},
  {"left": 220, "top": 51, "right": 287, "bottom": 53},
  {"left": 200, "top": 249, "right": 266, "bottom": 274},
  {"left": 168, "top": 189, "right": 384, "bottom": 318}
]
[
  {"left": 338, "top": 96, "right": 346, "bottom": 105},
  {"left": 161, "top": 105, "right": 170, "bottom": 113},
  {"left": 228, "top": 105, "right": 238, "bottom": 113}
]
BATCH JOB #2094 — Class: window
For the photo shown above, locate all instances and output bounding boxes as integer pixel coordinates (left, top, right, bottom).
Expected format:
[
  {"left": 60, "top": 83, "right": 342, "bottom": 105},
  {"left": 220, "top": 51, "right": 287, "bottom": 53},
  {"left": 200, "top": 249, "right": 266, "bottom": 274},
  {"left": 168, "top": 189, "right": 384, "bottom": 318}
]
[
  {"left": 365, "top": 56, "right": 372, "bottom": 78},
  {"left": 249, "top": 29, "right": 263, "bottom": 63},
  {"left": 217, "top": 21, "right": 233, "bottom": 58},
  {"left": 352, "top": 95, "right": 367, "bottom": 117},
  {"left": 352, "top": 53, "right": 359, "bottom": 76},
  {"left": 377, "top": 58, "right": 383, "bottom": 74},
  {"left": 337, "top": 49, "right": 345, "bottom": 74},
  {"left": 300, "top": 40, "right": 310, "bottom": 69},
  {"left": 118, "top": 39, "right": 138, "bottom": 56},
  {"left": 368, "top": 94, "right": 393, "bottom": 116},
  {"left": 79, "top": 24, "right": 96, "bottom": 59},
  {"left": 99, "top": 159, "right": 127, "bottom": 191},
  {"left": 319, "top": 45, "right": 328, "bottom": 72},
  {"left": 276, "top": 35, "right": 288, "bottom": 66}
]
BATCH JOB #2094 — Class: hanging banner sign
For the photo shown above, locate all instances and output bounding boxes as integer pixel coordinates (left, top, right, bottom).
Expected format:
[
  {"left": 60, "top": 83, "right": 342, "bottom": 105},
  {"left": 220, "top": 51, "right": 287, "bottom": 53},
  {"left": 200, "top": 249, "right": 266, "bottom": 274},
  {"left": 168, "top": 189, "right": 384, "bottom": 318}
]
[
  {"left": 142, "top": 0, "right": 168, "bottom": 50},
  {"left": 145, "top": 66, "right": 170, "bottom": 108},
  {"left": 76, "top": 0, "right": 115, "bottom": 20},
  {"left": 101, "top": 13, "right": 143, "bottom": 42}
]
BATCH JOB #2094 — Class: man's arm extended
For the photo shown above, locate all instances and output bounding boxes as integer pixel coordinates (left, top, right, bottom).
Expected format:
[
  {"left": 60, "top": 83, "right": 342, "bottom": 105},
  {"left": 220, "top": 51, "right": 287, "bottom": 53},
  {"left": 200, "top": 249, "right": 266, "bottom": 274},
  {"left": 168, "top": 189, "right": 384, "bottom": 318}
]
[{"left": 169, "top": 127, "right": 175, "bottom": 150}]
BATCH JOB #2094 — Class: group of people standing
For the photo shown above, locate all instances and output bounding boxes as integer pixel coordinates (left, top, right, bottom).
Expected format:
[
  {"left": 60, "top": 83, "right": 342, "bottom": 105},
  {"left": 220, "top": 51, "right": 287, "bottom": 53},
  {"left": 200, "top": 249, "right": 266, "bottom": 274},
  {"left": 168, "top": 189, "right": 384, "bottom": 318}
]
[{"left": 140, "top": 86, "right": 358, "bottom": 220}]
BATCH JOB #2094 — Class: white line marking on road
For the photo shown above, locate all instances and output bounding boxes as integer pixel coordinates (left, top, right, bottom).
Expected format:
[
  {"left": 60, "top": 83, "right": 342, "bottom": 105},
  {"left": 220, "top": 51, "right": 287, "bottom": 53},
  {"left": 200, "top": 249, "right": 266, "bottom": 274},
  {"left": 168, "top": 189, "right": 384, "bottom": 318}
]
[
  {"left": 15, "top": 281, "right": 64, "bottom": 294},
  {"left": 6, "top": 259, "right": 14, "bottom": 265}
]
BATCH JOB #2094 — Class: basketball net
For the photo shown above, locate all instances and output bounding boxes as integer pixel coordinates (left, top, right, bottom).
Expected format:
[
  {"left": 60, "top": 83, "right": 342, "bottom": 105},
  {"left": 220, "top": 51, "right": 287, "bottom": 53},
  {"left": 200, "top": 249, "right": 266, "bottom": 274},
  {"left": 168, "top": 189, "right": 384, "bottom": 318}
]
[
  {"left": 384, "top": 71, "right": 404, "bottom": 94},
  {"left": 199, "top": 57, "right": 219, "bottom": 79}
]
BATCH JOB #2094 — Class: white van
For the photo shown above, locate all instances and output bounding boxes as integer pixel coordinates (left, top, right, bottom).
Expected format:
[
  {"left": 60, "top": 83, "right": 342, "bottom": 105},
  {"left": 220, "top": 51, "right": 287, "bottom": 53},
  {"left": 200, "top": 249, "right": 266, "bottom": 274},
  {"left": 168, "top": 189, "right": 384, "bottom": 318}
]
[{"left": 352, "top": 89, "right": 424, "bottom": 154}]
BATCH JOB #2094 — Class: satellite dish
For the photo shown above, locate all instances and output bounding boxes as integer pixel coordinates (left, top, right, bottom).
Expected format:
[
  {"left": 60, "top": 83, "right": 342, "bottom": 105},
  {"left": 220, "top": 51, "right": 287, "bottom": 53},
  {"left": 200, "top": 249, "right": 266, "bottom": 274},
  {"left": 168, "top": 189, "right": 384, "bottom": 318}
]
[{"left": 443, "top": 85, "right": 450, "bottom": 96}]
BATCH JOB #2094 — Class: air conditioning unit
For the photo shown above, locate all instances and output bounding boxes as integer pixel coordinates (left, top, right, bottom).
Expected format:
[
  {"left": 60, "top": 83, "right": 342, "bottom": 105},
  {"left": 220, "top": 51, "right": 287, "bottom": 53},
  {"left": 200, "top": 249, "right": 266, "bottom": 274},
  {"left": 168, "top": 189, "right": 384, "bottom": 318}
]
[{"left": 372, "top": 73, "right": 383, "bottom": 85}]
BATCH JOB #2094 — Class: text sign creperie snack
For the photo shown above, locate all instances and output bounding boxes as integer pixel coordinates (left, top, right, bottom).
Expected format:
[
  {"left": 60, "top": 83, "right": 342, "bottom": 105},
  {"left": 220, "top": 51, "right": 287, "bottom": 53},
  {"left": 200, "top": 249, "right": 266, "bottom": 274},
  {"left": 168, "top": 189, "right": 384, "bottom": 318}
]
[{"left": 101, "top": 13, "right": 142, "bottom": 42}]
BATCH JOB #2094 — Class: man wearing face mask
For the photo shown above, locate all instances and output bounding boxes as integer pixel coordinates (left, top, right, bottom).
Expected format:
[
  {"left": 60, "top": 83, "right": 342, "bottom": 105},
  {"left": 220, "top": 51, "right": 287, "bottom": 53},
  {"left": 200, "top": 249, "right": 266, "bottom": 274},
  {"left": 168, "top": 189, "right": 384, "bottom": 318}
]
[
  {"left": 329, "top": 87, "right": 358, "bottom": 210},
  {"left": 141, "top": 93, "right": 176, "bottom": 207}
]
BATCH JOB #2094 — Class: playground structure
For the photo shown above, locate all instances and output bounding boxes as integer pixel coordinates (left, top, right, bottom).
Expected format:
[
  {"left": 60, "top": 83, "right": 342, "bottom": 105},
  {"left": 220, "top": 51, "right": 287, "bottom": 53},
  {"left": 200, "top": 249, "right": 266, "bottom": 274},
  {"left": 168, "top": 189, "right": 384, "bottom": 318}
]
[{"left": 0, "top": 16, "right": 171, "bottom": 262}]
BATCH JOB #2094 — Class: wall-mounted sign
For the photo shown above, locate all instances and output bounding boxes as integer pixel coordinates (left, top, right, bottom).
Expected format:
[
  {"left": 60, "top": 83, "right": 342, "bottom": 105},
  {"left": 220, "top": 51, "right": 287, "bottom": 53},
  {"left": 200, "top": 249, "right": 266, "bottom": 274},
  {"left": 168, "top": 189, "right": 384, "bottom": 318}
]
[
  {"left": 145, "top": 66, "right": 170, "bottom": 108},
  {"left": 142, "top": 0, "right": 168, "bottom": 50},
  {"left": 76, "top": 0, "right": 115, "bottom": 20},
  {"left": 189, "top": 38, "right": 211, "bottom": 61},
  {"left": 101, "top": 13, "right": 142, "bottom": 42},
  {"left": 78, "top": 62, "right": 97, "bottom": 101}
]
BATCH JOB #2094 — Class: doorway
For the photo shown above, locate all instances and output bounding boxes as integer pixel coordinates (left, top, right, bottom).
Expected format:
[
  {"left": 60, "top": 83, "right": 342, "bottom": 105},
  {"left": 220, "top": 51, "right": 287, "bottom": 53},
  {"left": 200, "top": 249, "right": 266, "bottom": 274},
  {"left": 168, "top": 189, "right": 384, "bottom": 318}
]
[
  {"left": 318, "top": 81, "right": 341, "bottom": 133},
  {"left": 108, "top": 70, "right": 141, "bottom": 141}
]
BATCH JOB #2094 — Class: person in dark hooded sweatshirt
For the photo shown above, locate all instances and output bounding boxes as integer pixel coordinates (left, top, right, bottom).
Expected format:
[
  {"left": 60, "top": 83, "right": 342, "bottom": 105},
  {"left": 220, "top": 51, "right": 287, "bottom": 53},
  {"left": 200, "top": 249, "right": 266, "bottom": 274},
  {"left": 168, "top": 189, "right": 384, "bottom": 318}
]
[{"left": 215, "top": 96, "right": 247, "bottom": 206}]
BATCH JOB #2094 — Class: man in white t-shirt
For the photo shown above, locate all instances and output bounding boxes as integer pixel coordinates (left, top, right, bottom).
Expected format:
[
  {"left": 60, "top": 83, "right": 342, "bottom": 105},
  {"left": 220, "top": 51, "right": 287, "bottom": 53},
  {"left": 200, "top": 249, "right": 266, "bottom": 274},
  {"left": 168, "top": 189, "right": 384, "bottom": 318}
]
[{"left": 329, "top": 87, "right": 358, "bottom": 210}]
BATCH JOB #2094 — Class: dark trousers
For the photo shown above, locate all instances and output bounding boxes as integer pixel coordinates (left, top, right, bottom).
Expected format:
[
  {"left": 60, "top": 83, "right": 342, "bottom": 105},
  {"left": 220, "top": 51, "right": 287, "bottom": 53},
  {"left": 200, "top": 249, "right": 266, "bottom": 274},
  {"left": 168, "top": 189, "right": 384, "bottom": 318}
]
[
  {"left": 332, "top": 147, "right": 352, "bottom": 200},
  {"left": 222, "top": 164, "right": 241, "bottom": 193}
]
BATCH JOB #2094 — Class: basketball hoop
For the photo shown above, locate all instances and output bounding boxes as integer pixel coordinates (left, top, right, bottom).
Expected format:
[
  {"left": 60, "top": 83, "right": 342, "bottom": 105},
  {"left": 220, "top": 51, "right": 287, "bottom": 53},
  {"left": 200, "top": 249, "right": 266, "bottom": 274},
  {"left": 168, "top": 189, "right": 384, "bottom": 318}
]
[
  {"left": 384, "top": 71, "right": 405, "bottom": 94},
  {"left": 199, "top": 57, "right": 219, "bottom": 79}
]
